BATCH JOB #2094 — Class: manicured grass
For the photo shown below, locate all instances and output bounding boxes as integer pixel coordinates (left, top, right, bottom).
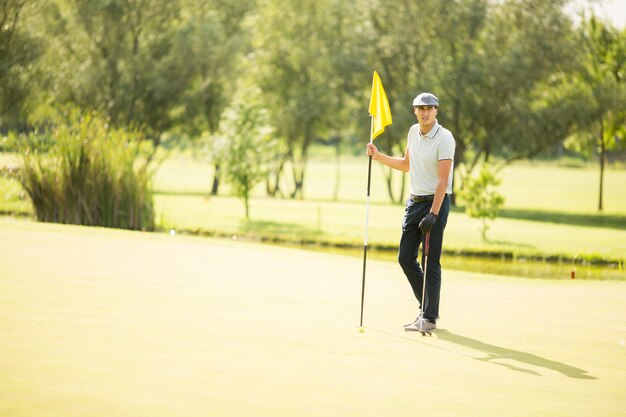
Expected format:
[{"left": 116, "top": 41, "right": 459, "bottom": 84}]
[
  {"left": 153, "top": 152, "right": 626, "bottom": 216},
  {"left": 497, "top": 208, "right": 626, "bottom": 230},
  {"left": 1, "top": 218, "right": 624, "bottom": 417},
  {"left": 154, "top": 194, "right": 626, "bottom": 265},
  {"left": 148, "top": 152, "right": 626, "bottom": 264},
  {"left": 499, "top": 162, "right": 626, "bottom": 215},
  {"left": 2, "top": 151, "right": 626, "bottom": 265}
]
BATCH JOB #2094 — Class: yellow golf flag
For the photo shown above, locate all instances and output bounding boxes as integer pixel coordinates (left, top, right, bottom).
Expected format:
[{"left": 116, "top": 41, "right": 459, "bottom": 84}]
[{"left": 368, "top": 71, "right": 392, "bottom": 139}]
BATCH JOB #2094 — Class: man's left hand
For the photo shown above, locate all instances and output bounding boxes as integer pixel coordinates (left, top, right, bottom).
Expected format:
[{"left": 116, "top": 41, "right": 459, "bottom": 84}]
[{"left": 419, "top": 212, "right": 437, "bottom": 233}]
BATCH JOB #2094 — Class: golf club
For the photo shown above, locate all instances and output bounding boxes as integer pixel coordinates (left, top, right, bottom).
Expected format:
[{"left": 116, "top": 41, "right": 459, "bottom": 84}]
[{"left": 420, "top": 232, "right": 430, "bottom": 327}]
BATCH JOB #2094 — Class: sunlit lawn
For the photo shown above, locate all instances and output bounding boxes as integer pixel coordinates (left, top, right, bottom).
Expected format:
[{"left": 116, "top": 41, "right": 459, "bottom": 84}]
[
  {"left": 150, "top": 152, "right": 626, "bottom": 263},
  {"left": 1, "top": 219, "right": 625, "bottom": 417},
  {"left": 155, "top": 193, "right": 626, "bottom": 264},
  {"left": 152, "top": 152, "right": 626, "bottom": 216},
  {"left": 2, "top": 151, "right": 626, "bottom": 263}
]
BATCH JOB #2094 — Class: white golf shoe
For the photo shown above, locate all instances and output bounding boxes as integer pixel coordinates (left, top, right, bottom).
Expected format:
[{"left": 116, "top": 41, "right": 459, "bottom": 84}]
[
  {"left": 404, "top": 317, "right": 436, "bottom": 333},
  {"left": 403, "top": 314, "right": 422, "bottom": 329}
]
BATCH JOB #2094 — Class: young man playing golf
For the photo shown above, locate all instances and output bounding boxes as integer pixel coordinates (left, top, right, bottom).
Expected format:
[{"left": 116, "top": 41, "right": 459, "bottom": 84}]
[{"left": 366, "top": 92, "right": 455, "bottom": 333}]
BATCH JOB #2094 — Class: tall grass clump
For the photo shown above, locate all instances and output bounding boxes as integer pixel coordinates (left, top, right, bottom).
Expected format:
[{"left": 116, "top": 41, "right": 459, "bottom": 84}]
[{"left": 18, "top": 109, "right": 155, "bottom": 230}]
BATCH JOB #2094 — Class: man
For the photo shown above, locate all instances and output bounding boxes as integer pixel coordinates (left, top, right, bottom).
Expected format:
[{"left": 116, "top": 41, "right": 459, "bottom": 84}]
[{"left": 365, "top": 92, "right": 455, "bottom": 333}]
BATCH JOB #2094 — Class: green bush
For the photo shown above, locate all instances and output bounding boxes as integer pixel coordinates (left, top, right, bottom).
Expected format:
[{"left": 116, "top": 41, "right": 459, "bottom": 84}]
[
  {"left": 17, "top": 110, "right": 155, "bottom": 230},
  {"left": 458, "top": 163, "right": 505, "bottom": 241}
]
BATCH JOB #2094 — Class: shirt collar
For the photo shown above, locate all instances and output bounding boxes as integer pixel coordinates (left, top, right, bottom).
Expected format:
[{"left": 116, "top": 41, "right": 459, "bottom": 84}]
[{"left": 419, "top": 120, "right": 440, "bottom": 138}]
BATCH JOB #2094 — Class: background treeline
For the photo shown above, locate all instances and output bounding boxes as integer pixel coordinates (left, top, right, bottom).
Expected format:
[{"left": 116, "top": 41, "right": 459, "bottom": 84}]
[{"left": 1, "top": 0, "right": 625, "bottom": 206}]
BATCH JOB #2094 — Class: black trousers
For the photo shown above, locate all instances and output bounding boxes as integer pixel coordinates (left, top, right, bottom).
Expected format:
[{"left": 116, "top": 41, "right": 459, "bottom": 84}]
[{"left": 398, "top": 194, "right": 450, "bottom": 323}]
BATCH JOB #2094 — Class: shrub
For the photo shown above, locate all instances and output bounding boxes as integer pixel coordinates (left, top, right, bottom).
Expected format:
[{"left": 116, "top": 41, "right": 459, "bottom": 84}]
[
  {"left": 458, "top": 163, "right": 505, "bottom": 241},
  {"left": 18, "top": 109, "right": 155, "bottom": 230},
  {"left": 213, "top": 85, "right": 276, "bottom": 219}
]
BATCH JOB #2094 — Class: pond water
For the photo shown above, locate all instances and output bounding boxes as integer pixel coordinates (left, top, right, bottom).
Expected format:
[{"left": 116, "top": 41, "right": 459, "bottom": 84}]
[
  {"left": 308, "top": 246, "right": 625, "bottom": 281},
  {"left": 439, "top": 253, "right": 622, "bottom": 280}
]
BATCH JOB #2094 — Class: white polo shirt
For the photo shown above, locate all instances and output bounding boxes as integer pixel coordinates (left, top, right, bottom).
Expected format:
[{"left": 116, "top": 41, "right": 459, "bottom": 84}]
[{"left": 407, "top": 120, "right": 455, "bottom": 196}]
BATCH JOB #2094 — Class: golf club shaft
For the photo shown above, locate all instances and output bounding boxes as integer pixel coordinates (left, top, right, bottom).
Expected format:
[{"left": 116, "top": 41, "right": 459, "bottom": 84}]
[{"left": 421, "top": 232, "right": 430, "bottom": 316}]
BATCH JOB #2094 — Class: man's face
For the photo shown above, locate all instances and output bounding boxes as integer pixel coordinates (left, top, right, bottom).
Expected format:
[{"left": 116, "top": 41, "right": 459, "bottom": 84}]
[{"left": 414, "top": 105, "right": 438, "bottom": 130}]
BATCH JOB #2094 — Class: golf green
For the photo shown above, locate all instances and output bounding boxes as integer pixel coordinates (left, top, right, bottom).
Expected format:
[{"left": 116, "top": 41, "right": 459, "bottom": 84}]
[{"left": 0, "top": 218, "right": 624, "bottom": 416}]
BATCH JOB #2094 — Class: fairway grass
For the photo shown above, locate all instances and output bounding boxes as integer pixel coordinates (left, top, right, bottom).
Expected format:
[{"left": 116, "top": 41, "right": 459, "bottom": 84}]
[
  {"left": 152, "top": 153, "right": 626, "bottom": 216},
  {"left": 2, "top": 152, "right": 626, "bottom": 265},
  {"left": 155, "top": 194, "right": 626, "bottom": 266},
  {"left": 1, "top": 218, "right": 625, "bottom": 417},
  {"left": 153, "top": 154, "right": 626, "bottom": 265}
]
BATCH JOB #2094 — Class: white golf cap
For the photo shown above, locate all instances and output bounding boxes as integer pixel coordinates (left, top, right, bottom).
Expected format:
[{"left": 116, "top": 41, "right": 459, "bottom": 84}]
[{"left": 413, "top": 92, "right": 439, "bottom": 107}]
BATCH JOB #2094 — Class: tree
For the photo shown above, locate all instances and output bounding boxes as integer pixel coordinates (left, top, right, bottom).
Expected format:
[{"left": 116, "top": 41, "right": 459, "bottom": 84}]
[
  {"left": 0, "top": 1, "right": 43, "bottom": 132},
  {"left": 459, "top": 0, "right": 579, "bottom": 167},
  {"left": 574, "top": 17, "right": 626, "bottom": 211},
  {"left": 215, "top": 85, "right": 275, "bottom": 219},
  {"left": 173, "top": 0, "right": 256, "bottom": 195},
  {"left": 253, "top": 0, "right": 368, "bottom": 199},
  {"left": 360, "top": 0, "right": 578, "bottom": 203},
  {"left": 38, "top": 0, "right": 251, "bottom": 157},
  {"left": 323, "top": 0, "right": 370, "bottom": 201},
  {"left": 457, "top": 163, "right": 505, "bottom": 241},
  {"left": 429, "top": 0, "right": 490, "bottom": 205},
  {"left": 39, "top": 0, "right": 179, "bottom": 144}
]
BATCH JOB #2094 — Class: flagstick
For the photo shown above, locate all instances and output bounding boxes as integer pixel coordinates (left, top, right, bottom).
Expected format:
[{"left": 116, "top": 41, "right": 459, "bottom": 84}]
[{"left": 359, "top": 117, "right": 375, "bottom": 328}]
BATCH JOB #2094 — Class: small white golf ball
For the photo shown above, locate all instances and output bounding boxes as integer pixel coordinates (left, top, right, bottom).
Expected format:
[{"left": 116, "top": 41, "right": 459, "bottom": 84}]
[{"left": 169, "top": 229, "right": 176, "bottom": 236}]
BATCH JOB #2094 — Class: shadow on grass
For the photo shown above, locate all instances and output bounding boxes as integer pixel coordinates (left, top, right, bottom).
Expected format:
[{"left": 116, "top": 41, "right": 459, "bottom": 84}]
[{"left": 436, "top": 329, "right": 596, "bottom": 380}]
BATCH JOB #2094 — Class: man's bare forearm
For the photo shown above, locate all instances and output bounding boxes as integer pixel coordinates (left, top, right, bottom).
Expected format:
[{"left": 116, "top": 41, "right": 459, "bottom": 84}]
[{"left": 374, "top": 153, "right": 409, "bottom": 172}]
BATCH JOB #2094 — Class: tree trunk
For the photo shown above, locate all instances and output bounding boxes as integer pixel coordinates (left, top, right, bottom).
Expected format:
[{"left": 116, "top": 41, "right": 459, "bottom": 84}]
[
  {"left": 290, "top": 167, "right": 304, "bottom": 199},
  {"left": 451, "top": 140, "right": 466, "bottom": 206},
  {"left": 333, "top": 136, "right": 341, "bottom": 201},
  {"left": 289, "top": 129, "right": 312, "bottom": 200},
  {"left": 598, "top": 118, "right": 605, "bottom": 212},
  {"left": 145, "top": 133, "right": 162, "bottom": 163},
  {"left": 211, "top": 163, "right": 221, "bottom": 196},
  {"left": 266, "top": 155, "right": 287, "bottom": 197},
  {"left": 383, "top": 167, "right": 396, "bottom": 203}
]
